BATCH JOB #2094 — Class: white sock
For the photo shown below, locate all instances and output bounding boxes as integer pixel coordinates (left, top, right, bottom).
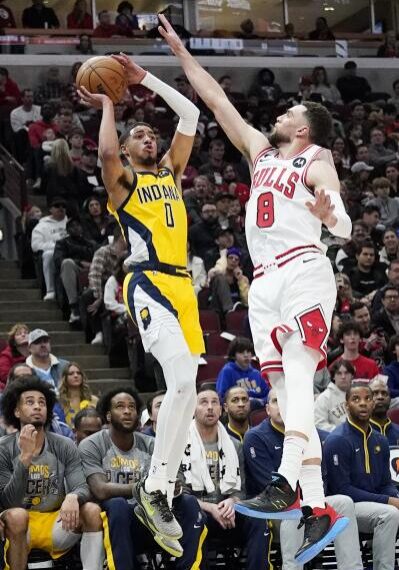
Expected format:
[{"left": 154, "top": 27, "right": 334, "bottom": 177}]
[
  {"left": 278, "top": 435, "right": 307, "bottom": 491},
  {"left": 145, "top": 456, "right": 168, "bottom": 494},
  {"left": 80, "top": 531, "right": 104, "bottom": 570},
  {"left": 300, "top": 464, "right": 325, "bottom": 509}
]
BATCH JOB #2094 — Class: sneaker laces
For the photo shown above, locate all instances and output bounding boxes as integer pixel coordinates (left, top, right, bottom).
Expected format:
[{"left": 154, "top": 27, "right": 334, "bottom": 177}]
[
  {"left": 150, "top": 491, "right": 174, "bottom": 522},
  {"left": 298, "top": 514, "right": 320, "bottom": 542}
]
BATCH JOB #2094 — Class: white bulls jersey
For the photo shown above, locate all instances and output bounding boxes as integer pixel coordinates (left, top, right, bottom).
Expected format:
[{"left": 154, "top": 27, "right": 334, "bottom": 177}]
[{"left": 245, "top": 144, "right": 328, "bottom": 269}]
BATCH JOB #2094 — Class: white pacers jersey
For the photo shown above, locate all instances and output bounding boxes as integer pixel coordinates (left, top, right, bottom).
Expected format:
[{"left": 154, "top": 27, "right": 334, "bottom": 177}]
[{"left": 245, "top": 144, "right": 327, "bottom": 268}]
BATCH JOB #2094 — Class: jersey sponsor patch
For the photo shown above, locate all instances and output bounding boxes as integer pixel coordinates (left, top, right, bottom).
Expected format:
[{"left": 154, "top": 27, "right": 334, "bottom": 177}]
[
  {"left": 140, "top": 307, "right": 151, "bottom": 330},
  {"left": 293, "top": 157, "right": 307, "bottom": 168}
]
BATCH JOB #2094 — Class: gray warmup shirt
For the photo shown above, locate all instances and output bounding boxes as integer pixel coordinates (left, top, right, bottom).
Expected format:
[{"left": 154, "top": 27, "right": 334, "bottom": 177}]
[
  {"left": 79, "top": 429, "right": 154, "bottom": 485},
  {"left": 0, "top": 432, "right": 90, "bottom": 511}
]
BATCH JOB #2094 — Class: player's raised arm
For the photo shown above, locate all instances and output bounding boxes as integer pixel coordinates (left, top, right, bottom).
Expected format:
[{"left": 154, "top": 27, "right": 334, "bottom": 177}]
[
  {"left": 306, "top": 153, "right": 352, "bottom": 238},
  {"left": 111, "top": 53, "right": 199, "bottom": 184},
  {"left": 158, "top": 14, "right": 267, "bottom": 165},
  {"left": 78, "top": 87, "right": 130, "bottom": 210}
]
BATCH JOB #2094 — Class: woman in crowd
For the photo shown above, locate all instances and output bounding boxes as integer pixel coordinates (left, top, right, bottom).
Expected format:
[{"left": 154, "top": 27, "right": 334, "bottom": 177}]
[
  {"left": 310, "top": 66, "right": 342, "bottom": 105},
  {"left": 58, "top": 361, "right": 98, "bottom": 428},
  {"left": 0, "top": 324, "right": 30, "bottom": 390},
  {"left": 115, "top": 1, "right": 139, "bottom": 36},
  {"left": 82, "top": 195, "right": 111, "bottom": 246},
  {"left": 67, "top": 0, "right": 92, "bottom": 29},
  {"left": 335, "top": 273, "right": 356, "bottom": 315},
  {"left": 380, "top": 227, "right": 399, "bottom": 264}
]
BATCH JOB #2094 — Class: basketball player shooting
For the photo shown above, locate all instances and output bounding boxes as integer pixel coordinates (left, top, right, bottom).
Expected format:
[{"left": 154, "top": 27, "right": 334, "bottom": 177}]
[
  {"left": 78, "top": 56, "right": 205, "bottom": 549},
  {"left": 158, "top": 14, "right": 352, "bottom": 564}
]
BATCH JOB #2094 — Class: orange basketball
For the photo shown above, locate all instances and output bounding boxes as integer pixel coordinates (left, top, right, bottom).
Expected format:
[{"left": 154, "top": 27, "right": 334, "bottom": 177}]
[{"left": 76, "top": 56, "right": 128, "bottom": 104}]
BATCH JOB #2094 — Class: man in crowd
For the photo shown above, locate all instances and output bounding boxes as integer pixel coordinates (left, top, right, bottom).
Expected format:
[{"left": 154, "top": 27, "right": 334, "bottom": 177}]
[
  {"left": 31, "top": 196, "right": 67, "bottom": 301},
  {"left": 79, "top": 388, "right": 206, "bottom": 566},
  {"left": 26, "top": 329, "right": 68, "bottom": 388},
  {"left": 53, "top": 218, "right": 96, "bottom": 324},
  {"left": 189, "top": 201, "right": 221, "bottom": 260},
  {"left": 243, "top": 389, "right": 363, "bottom": 569},
  {"left": 10, "top": 88, "right": 41, "bottom": 163},
  {"left": 325, "top": 383, "right": 399, "bottom": 570},
  {"left": 74, "top": 408, "right": 103, "bottom": 445},
  {"left": 369, "top": 177, "right": 399, "bottom": 229},
  {"left": 332, "top": 322, "right": 379, "bottom": 380},
  {"left": 344, "top": 239, "right": 387, "bottom": 298},
  {"left": 336, "top": 62, "right": 371, "bottom": 104},
  {"left": 315, "top": 360, "right": 354, "bottom": 432},
  {"left": 350, "top": 301, "right": 386, "bottom": 368},
  {"left": 199, "top": 139, "right": 227, "bottom": 186},
  {"left": 369, "top": 377, "right": 399, "bottom": 445},
  {"left": 142, "top": 390, "right": 165, "bottom": 437},
  {"left": 22, "top": 0, "right": 59, "bottom": 28},
  {"left": 0, "top": 376, "right": 104, "bottom": 570},
  {"left": 181, "top": 387, "right": 271, "bottom": 569},
  {"left": 371, "top": 285, "right": 399, "bottom": 336},
  {"left": 223, "top": 386, "right": 251, "bottom": 443},
  {"left": 372, "top": 259, "right": 399, "bottom": 314},
  {"left": 368, "top": 128, "right": 398, "bottom": 168}
]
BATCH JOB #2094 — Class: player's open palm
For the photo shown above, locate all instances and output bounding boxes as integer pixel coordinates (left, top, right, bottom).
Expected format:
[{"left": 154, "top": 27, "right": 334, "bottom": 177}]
[
  {"left": 111, "top": 53, "right": 146, "bottom": 84},
  {"left": 158, "top": 14, "right": 185, "bottom": 55},
  {"left": 78, "top": 86, "right": 111, "bottom": 109},
  {"left": 306, "top": 189, "right": 337, "bottom": 228}
]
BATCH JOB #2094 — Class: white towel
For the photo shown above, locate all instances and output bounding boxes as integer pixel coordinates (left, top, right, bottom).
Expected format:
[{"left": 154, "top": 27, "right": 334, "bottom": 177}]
[{"left": 182, "top": 420, "right": 241, "bottom": 495}]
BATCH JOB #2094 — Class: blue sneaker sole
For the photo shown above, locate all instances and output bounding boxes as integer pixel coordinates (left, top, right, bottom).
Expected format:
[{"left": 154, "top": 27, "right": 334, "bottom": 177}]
[
  {"left": 294, "top": 516, "right": 349, "bottom": 564},
  {"left": 234, "top": 503, "right": 302, "bottom": 520}
]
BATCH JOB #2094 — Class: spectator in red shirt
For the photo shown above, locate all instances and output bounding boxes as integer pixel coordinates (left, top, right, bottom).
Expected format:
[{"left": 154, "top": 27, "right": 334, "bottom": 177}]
[
  {"left": 93, "top": 10, "right": 122, "bottom": 38},
  {"left": 0, "top": 323, "right": 30, "bottom": 390},
  {"left": 67, "top": 0, "right": 92, "bottom": 29},
  {"left": 0, "top": 0, "right": 16, "bottom": 28},
  {"left": 28, "top": 102, "right": 58, "bottom": 149},
  {"left": 0, "top": 67, "right": 21, "bottom": 110},
  {"left": 331, "top": 321, "right": 380, "bottom": 380}
]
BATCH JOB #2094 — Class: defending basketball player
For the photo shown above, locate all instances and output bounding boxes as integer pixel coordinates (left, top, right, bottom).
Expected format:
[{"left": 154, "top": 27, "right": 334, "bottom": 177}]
[
  {"left": 158, "top": 14, "right": 352, "bottom": 564},
  {"left": 78, "top": 55, "right": 205, "bottom": 549}
]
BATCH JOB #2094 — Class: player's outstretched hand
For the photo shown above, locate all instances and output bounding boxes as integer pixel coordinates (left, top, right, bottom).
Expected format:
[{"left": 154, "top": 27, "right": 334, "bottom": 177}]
[
  {"left": 158, "top": 13, "right": 185, "bottom": 55},
  {"left": 78, "top": 86, "right": 111, "bottom": 109},
  {"left": 111, "top": 53, "right": 146, "bottom": 85},
  {"left": 306, "top": 189, "right": 338, "bottom": 229}
]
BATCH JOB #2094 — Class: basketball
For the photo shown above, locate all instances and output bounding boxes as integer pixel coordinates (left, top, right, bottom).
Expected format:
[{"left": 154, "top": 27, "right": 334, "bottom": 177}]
[{"left": 75, "top": 56, "right": 128, "bottom": 104}]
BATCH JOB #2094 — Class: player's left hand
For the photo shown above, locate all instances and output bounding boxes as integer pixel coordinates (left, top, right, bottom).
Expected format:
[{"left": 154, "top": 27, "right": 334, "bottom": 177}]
[
  {"left": 158, "top": 14, "right": 186, "bottom": 55},
  {"left": 306, "top": 189, "right": 337, "bottom": 228},
  {"left": 111, "top": 53, "right": 146, "bottom": 85},
  {"left": 59, "top": 494, "right": 80, "bottom": 531}
]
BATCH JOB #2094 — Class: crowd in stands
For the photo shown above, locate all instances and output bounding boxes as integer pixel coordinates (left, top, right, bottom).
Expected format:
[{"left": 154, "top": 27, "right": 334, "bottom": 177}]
[{"left": 2, "top": 24, "right": 399, "bottom": 565}]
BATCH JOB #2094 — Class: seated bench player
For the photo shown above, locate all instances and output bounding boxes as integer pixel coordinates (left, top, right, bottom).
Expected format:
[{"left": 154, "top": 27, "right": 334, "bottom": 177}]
[{"left": 0, "top": 376, "right": 104, "bottom": 570}]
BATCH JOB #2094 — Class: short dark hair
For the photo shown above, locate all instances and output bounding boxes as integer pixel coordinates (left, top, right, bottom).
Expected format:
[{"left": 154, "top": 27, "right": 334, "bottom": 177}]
[
  {"left": 356, "top": 238, "right": 376, "bottom": 256},
  {"left": 383, "top": 285, "right": 399, "bottom": 298},
  {"left": 337, "top": 320, "right": 362, "bottom": 342},
  {"left": 350, "top": 301, "right": 368, "bottom": 316},
  {"left": 119, "top": 122, "right": 153, "bottom": 146},
  {"left": 74, "top": 407, "right": 102, "bottom": 430},
  {"left": 388, "top": 333, "right": 399, "bottom": 357},
  {"left": 197, "top": 384, "right": 219, "bottom": 398},
  {"left": 96, "top": 387, "right": 143, "bottom": 423},
  {"left": 209, "top": 138, "right": 225, "bottom": 149},
  {"left": 346, "top": 381, "right": 372, "bottom": 401},
  {"left": 302, "top": 101, "right": 332, "bottom": 147},
  {"left": 146, "top": 390, "right": 166, "bottom": 415},
  {"left": 21, "top": 88, "right": 33, "bottom": 97},
  {"left": 329, "top": 359, "right": 355, "bottom": 380},
  {"left": 227, "top": 337, "right": 254, "bottom": 360},
  {"left": 7, "top": 363, "right": 34, "bottom": 385},
  {"left": 362, "top": 204, "right": 380, "bottom": 216},
  {"left": 117, "top": 1, "right": 133, "bottom": 13},
  {"left": 2, "top": 376, "right": 56, "bottom": 429},
  {"left": 224, "top": 385, "right": 250, "bottom": 404}
]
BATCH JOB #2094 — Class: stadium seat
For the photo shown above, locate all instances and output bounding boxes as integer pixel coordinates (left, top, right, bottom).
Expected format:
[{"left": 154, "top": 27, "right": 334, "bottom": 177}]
[
  {"left": 249, "top": 408, "right": 268, "bottom": 426},
  {"left": 388, "top": 408, "right": 399, "bottom": 424},
  {"left": 197, "top": 356, "right": 226, "bottom": 383},
  {"left": 199, "top": 310, "right": 221, "bottom": 333},
  {"left": 205, "top": 333, "right": 230, "bottom": 356},
  {"left": 225, "top": 309, "right": 248, "bottom": 336}
]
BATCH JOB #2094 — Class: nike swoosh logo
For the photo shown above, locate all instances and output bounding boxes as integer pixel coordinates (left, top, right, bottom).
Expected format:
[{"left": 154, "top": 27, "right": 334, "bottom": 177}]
[
  {"left": 303, "top": 258, "right": 317, "bottom": 263},
  {"left": 193, "top": 524, "right": 201, "bottom": 528},
  {"left": 355, "top": 448, "right": 360, "bottom": 452},
  {"left": 142, "top": 495, "right": 156, "bottom": 516},
  {"left": 274, "top": 446, "right": 281, "bottom": 449}
]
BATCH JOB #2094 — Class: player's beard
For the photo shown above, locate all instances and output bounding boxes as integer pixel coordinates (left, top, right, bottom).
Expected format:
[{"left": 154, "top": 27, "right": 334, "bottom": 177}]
[
  {"left": 268, "top": 127, "right": 291, "bottom": 148},
  {"left": 141, "top": 155, "right": 157, "bottom": 167},
  {"left": 111, "top": 417, "right": 137, "bottom": 434},
  {"left": 31, "top": 420, "right": 45, "bottom": 428}
]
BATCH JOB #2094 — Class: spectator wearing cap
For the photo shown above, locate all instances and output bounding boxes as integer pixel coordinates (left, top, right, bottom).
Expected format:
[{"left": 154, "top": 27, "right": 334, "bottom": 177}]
[
  {"left": 189, "top": 201, "right": 221, "bottom": 261},
  {"left": 217, "top": 338, "right": 268, "bottom": 414},
  {"left": 199, "top": 139, "right": 227, "bottom": 187},
  {"left": 208, "top": 247, "right": 249, "bottom": 317},
  {"left": 0, "top": 324, "right": 30, "bottom": 391},
  {"left": 26, "top": 329, "right": 69, "bottom": 389},
  {"left": 22, "top": 0, "right": 59, "bottom": 28},
  {"left": 369, "top": 377, "right": 399, "bottom": 445},
  {"left": 367, "top": 177, "right": 399, "bottom": 230},
  {"left": 336, "top": 61, "right": 371, "bottom": 103},
  {"left": 31, "top": 197, "right": 68, "bottom": 301},
  {"left": 368, "top": 128, "right": 398, "bottom": 169},
  {"left": 53, "top": 218, "right": 96, "bottom": 324}
]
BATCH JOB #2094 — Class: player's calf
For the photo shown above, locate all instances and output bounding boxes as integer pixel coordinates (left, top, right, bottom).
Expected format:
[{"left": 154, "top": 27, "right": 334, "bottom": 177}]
[{"left": 2, "top": 508, "right": 29, "bottom": 570}]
